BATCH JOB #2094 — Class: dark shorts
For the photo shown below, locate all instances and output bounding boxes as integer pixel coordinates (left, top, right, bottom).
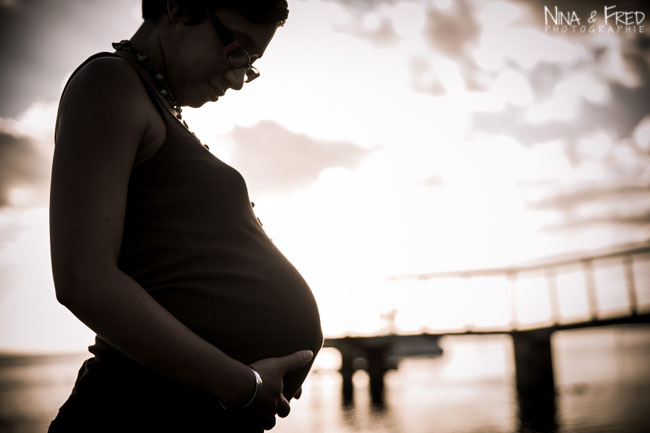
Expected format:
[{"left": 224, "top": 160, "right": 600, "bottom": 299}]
[{"left": 48, "top": 355, "right": 260, "bottom": 433}]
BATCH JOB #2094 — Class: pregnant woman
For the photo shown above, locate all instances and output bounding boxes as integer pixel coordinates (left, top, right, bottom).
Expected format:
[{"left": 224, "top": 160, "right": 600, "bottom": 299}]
[{"left": 48, "top": 1, "right": 323, "bottom": 431}]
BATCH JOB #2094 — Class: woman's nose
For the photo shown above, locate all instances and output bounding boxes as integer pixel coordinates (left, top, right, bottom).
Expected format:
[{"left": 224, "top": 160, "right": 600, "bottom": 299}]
[{"left": 224, "top": 67, "right": 246, "bottom": 91}]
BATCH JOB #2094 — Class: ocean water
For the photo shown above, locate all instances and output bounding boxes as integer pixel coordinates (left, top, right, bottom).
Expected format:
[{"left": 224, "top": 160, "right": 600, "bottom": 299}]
[{"left": 1, "top": 325, "right": 649, "bottom": 433}]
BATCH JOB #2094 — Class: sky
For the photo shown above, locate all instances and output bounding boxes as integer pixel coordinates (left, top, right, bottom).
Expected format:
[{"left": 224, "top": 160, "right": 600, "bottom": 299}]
[{"left": 0, "top": 0, "right": 649, "bottom": 353}]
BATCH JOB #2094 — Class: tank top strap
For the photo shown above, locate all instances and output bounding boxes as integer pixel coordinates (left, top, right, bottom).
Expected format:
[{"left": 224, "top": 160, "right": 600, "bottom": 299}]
[
  {"left": 109, "top": 50, "right": 180, "bottom": 130},
  {"left": 56, "top": 52, "right": 117, "bottom": 139},
  {"left": 58, "top": 51, "right": 179, "bottom": 136},
  {"left": 59, "top": 52, "right": 119, "bottom": 98},
  {"left": 57, "top": 51, "right": 185, "bottom": 170}
]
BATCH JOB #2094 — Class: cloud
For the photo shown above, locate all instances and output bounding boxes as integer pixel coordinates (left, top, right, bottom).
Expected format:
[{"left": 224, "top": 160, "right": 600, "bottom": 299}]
[
  {"left": 473, "top": 79, "right": 650, "bottom": 151},
  {"left": 519, "top": 133, "right": 650, "bottom": 228},
  {"left": 225, "top": 120, "right": 371, "bottom": 193},
  {"left": 0, "top": 0, "right": 140, "bottom": 117},
  {"left": 0, "top": 210, "right": 25, "bottom": 248},
  {"left": 323, "top": 0, "right": 650, "bottom": 239},
  {"left": 471, "top": 27, "right": 650, "bottom": 147},
  {"left": 0, "top": 131, "right": 50, "bottom": 207},
  {"left": 408, "top": 0, "right": 490, "bottom": 94},
  {"left": 422, "top": 174, "right": 444, "bottom": 187},
  {"left": 542, "top": 210, "right": 650, "bottom": 231},
  {"left": 468, "top": 25, "right": 650, "bottom": 232},
  {"left": 423, "top": 0, "right": 481, "bottom": 60},
  {"left": 633, "top": 114, "right": 650, "bottom": 151},
  {"left": 528, "top": 184, "right": 650, "bottom": 211},
  {"left": 524, "top": 169, "right": 650, "bottom": 231},
  {"left": 334, "top": 15, "right": 400, "bottom": 46},
  {"left": 319, "top": 0, "right": 401, "bottom": 13}
]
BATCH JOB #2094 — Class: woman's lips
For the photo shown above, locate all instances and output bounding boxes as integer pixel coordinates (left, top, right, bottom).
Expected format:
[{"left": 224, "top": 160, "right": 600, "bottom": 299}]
[{"left": 208, "top": 82, "right": 225, "bottom": 100}]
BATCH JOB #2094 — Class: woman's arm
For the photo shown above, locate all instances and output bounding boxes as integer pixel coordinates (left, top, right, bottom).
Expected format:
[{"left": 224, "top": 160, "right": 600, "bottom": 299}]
[{"left": 50, "top": 57, "right": 311, "bottom": 415}]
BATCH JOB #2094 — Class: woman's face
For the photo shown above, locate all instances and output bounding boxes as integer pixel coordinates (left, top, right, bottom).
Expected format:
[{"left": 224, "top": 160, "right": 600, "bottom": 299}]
[{"left": 163, "top": 8, "right": 278, "bottom": 108}]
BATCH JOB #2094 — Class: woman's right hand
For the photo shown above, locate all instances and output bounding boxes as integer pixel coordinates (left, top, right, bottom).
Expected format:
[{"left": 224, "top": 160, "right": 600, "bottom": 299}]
[{"left": 244, "top": 349, "right": 314, "bottom": 430}]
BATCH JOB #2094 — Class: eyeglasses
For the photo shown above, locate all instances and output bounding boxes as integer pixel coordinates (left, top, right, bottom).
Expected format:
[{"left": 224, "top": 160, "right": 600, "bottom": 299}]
[{"left": 202, "top": 6, "right": 260, "bottom": 83}]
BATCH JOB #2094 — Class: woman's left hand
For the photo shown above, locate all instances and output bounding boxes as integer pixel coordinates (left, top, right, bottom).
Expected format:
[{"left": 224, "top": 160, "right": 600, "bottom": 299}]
[{"left": 246, "top": 350, "right": 314, "bottom": 429}]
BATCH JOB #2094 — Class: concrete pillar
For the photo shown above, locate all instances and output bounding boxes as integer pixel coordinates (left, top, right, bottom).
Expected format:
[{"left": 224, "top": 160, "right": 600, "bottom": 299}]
[
  {"left": 339, "top": 345, "right": 355, "bottom": 405},
  {"left": 512, "top": 330, "right": 557, "bottom": 432},
  {"left": 365, "top": 345, "right": 388, "bottom": 405}
]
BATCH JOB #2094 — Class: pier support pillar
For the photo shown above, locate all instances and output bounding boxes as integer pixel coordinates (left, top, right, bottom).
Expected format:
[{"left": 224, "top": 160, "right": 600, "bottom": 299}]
[
  {"left": 512, "top": 330, "right": 557, "bottom": 432},
  {"left": 365, "top": 345, "right": 388, "bottom": 405},
  {"left": 339, "top": 345, "right": 355, "bottom": 404}
]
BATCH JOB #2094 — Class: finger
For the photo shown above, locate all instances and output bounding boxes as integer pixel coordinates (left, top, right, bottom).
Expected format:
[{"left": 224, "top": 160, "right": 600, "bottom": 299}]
[
  {"left": 294, "top": 386, "right": 303, "bottom": 400},
  {"left": 279, "top": 350, "right": 313, "bottom": 373},
  {"left": 277, "top": 395, "right": 291, "bottom": 418}
]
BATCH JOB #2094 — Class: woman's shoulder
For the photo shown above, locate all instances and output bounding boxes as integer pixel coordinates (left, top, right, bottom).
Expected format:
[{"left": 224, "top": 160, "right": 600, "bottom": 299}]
[
  {"left": 62, "top": 53, "right": 143, "bottom": 104},
  {"left": 56, "top": 53, "right": 153, "bottom": 139}
]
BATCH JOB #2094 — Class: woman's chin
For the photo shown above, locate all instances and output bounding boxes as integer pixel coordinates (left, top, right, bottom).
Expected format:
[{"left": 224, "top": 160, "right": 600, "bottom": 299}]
[
  {"left": 183, "top": 94, "right": 212, "bottom": 108},
  {"left": 187, "top": 100, "right": 208, "bottom": 108}
]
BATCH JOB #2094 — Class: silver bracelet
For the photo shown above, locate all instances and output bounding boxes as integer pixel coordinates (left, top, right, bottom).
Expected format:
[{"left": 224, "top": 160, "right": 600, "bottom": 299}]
[{"left": 218, "top": 366, "right": 263, "bottom": 410}]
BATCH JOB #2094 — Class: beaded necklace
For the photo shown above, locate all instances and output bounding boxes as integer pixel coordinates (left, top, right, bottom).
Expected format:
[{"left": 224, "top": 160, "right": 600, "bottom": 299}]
[{"left": 112, "top": 40, "right": 210, "bottom": 150}]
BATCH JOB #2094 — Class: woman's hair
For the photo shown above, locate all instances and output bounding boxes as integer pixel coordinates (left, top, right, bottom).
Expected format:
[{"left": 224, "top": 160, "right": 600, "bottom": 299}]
[{"left": 142, "top": 0, "right": 289, "bottom": 26}]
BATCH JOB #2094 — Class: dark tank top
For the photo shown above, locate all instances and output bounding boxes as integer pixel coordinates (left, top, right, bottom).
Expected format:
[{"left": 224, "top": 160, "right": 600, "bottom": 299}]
[{"left": 63, "top": 52, "right": 323, "bottom": 390}]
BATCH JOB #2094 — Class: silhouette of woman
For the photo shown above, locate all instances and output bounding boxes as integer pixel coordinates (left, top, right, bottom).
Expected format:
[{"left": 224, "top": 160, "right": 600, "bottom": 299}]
[{"left": 48, "top": 1, "right": 323, "bottom": 431}]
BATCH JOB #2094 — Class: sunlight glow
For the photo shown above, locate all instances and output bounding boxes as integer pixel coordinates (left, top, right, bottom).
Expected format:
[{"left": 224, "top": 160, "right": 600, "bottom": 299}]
[{"left": 1, "top": 0, "right": 648, "bottom": 351}]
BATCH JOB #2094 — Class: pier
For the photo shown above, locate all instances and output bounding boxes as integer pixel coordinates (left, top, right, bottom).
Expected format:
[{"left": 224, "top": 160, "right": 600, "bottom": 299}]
[{"left": 324, "top": 241, "right": 650, "bottom": 431}]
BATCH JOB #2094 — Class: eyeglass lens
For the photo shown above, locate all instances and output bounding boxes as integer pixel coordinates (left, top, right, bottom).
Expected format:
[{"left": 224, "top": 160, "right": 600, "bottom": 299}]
[{"left": 227, "top": 48, "right": 259, "bottom": 83}]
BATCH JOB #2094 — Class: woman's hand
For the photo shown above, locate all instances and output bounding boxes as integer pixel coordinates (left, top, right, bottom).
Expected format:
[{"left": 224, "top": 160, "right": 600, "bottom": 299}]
[{"left": 247, "top": 349, "right": 313, "bottom": 430}]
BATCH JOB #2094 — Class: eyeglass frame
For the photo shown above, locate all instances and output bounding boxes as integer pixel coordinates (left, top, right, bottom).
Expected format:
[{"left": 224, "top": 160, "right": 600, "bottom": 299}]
[{"left": 201, "top": 5, "right": 261, "bottom": 83}]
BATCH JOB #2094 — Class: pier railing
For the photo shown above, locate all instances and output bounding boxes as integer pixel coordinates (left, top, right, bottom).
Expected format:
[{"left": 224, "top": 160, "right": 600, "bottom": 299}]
[{"left": 388, "top": 240, "right": 650, "bottom": 331}]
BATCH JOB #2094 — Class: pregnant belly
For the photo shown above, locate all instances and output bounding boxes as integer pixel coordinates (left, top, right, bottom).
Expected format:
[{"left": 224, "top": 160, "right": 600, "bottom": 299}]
[
  {"left": 154, "top": 266, "right": 323, "bottom": 400},
  {"left": 212, "top": 276, "right": 323, "bottom": 400}
]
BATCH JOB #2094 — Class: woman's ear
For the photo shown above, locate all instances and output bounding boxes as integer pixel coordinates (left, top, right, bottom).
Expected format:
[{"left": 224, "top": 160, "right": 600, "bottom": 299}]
[{"left": 165, "top": 0, "right": 185, "bottom": 23}]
